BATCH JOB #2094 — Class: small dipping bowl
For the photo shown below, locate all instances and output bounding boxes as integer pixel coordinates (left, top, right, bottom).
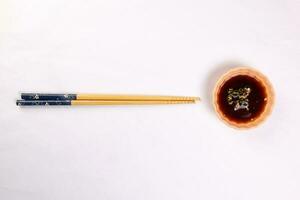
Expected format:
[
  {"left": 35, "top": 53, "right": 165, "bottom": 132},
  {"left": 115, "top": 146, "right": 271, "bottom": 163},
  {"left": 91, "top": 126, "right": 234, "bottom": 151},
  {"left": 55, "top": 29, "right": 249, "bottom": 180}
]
[{"left": 213, "top": 67, "right": 275, "bottom": 129}]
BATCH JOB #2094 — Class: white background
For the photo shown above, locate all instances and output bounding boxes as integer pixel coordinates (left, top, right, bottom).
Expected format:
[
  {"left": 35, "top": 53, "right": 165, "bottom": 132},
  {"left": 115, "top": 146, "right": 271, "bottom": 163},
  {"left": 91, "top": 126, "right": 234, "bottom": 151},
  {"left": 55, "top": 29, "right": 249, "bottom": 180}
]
[{"left": 0, "top": 0, "right": 300, "bottom": 199}]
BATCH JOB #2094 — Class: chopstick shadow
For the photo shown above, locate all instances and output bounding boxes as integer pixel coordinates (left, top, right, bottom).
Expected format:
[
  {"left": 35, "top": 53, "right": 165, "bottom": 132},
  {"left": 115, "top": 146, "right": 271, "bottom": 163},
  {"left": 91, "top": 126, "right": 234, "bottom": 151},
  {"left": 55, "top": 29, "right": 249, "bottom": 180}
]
[{"left": 204, "top": 60, "right": 246, "bottom": 113}]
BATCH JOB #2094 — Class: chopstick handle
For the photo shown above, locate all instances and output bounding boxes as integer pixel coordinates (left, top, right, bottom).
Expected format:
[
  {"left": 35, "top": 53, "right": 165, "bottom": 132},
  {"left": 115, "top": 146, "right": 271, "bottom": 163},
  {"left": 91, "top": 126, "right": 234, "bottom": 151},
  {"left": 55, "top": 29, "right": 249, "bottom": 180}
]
[
  {"left": 21, "top": 93, "right": 76, "bottom": 100},
  {"left": 16, "top": 100, "right": 71, "bottom": 106}
]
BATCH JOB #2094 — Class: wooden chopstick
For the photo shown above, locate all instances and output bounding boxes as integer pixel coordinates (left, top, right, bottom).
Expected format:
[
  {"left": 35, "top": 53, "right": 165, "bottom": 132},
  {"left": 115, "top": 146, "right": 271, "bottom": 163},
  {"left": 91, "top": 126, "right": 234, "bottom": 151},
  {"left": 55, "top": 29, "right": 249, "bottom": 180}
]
[
  {"left": 77, "top": 94, "right": 200, "bottom": 101},
  {"left": 20, "top": 93, "right": 201, "bottom": 102},
  {"left": 16, "top": 99, "right": 197, "bottom": 106}
]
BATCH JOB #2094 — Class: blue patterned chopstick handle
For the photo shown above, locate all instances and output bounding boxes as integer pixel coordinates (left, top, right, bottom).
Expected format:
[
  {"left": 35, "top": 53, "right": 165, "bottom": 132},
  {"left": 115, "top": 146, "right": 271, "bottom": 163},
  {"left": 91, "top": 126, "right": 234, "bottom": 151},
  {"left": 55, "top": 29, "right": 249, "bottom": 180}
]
[
  {"left": 16, "top": 100, "right": 72, "bottom": 106},
  {"left": 21, "top": 93, "right": 77, "bottom": 100}
]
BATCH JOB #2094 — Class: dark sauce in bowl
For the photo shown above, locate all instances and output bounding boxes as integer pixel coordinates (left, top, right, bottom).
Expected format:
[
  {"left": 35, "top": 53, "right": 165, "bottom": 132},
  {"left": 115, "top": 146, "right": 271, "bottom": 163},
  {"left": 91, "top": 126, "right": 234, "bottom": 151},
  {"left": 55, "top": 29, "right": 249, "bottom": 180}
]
[{"left": 217, "top": 75, "right": 267, "bottom": 123}]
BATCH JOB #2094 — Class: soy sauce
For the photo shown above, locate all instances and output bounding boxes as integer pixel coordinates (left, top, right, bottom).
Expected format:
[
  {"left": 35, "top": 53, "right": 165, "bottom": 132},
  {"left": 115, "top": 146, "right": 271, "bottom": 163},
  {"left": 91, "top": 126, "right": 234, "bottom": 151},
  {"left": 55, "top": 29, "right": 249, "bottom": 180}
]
[{"left": 217, "top": 75, "right": 267, "bottom": 123}]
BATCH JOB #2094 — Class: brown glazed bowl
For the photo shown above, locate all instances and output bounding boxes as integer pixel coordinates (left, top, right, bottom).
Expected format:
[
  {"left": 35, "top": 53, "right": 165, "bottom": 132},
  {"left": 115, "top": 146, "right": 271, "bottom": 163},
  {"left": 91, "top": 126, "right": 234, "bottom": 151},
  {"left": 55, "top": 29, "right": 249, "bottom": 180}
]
[{"left": 213, "top": 67, "right": 275, "bottom": 129}]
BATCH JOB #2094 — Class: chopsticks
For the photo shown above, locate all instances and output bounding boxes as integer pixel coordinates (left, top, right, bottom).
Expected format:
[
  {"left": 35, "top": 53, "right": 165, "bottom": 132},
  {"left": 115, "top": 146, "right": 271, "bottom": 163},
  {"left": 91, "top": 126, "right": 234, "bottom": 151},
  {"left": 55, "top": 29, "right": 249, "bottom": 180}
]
[{"left": 16, "top": 93, "right": 200, "bottom": 106}]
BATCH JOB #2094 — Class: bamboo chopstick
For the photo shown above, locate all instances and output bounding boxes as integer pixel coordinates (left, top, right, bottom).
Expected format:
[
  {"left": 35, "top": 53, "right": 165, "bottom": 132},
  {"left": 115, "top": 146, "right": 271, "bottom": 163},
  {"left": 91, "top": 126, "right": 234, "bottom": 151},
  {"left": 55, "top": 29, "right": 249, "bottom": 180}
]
[
  {"left": 17, "top": 93, "right": 200, "bottom": 106},
  {"left": 20, "top": 93, "right": 200, "bottom": 102},
  {"left": 16, "top": 99, "right": 197, "bottom": 106}
]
